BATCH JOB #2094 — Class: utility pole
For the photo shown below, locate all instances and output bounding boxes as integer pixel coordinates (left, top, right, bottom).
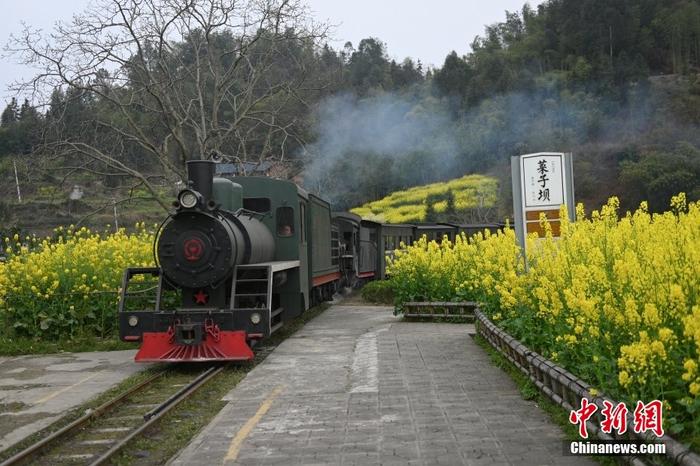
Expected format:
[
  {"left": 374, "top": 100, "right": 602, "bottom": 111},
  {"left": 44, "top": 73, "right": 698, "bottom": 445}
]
[
  {"left": 113, "top": 199, "right": 119, "bottom": 232},
  {"left": 13, "top": 160, "right": 21, "bottom": 203},
  {"left": 609, "top": 25, "right": 614, "bottom": 68}
]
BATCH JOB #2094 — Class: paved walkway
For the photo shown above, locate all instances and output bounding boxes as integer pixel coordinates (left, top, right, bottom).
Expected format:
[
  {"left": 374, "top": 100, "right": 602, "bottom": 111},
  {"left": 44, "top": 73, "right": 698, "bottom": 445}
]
[
  {"left": 172, "top": 305, "right": 593, "bottom": 465},
  {"left": 0, "top": 350, "right": 147, "bottom": 452}
]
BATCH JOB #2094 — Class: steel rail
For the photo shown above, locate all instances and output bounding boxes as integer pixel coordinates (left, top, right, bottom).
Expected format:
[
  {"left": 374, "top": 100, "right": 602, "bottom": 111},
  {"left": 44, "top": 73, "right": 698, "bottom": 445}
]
[
  {"left": 142, "top": 365, "right": 218, "bottom": 421},
  {"left": 0, "top": 369, "right": 167, "bottom": 466},
  {"left": 88, "top": 364, "right": 225, "bottom": 466}
]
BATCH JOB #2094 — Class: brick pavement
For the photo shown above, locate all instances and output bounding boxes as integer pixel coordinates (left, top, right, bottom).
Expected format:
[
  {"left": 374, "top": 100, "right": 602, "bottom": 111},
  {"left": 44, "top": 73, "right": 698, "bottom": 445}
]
[{"left": 170, "top": 305, "right": 594, "bottom": 465}]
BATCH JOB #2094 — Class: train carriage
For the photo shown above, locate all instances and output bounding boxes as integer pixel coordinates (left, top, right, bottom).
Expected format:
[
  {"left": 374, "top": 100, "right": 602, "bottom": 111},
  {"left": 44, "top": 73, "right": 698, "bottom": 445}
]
[
  {"left": 378, "top": 223, "right": 414, "bottom": 279},
  {"left": 413, "top": 223, "right": 458, "bottom": 243},
  {"left": 358, "top": 220, "right": 380, "bottom": 281},
  {"left": 453, "top": 223, "right": 507, "bottom": 239},
  {"left": 332, "top": 212, "right": 362, "bottom": 286},
  {"left": 309, "top": 195, "right": 340, "bottom": 302}
]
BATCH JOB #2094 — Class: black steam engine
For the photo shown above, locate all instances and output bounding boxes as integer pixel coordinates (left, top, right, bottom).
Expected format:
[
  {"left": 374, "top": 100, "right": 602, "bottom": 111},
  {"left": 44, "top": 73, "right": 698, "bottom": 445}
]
[{"left": 119, "top": 161, "right": 294, "bottom": 361}]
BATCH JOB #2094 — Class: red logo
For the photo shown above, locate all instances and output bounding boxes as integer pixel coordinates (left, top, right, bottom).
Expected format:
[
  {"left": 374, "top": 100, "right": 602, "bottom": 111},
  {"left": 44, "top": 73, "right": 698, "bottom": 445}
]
[
  {"left": 183, "top": 238, "right": 205, "bottom": 261},
  {"left": 633, "top": 400, "right": 664, "bottom": 437},
  {"left": 194, "top": 289, "right": 208, "bottom": 304},
  {"left": 570, "top": 398, "right": 665, "bottom": 438},
  {"left": 570, "top": 398, "right": 598, "bottom": 439},
  {"left": 601, "top": 400, "right": 628, "bottom": 435}
]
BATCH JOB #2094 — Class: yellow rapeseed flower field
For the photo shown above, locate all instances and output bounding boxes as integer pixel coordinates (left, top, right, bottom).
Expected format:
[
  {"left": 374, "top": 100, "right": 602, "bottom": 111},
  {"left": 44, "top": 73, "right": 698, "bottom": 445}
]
[
  {"left": 0, "top": 224, "right": 154, "bottom": 339},
  {"left": 387, "top": 193, "right": 700, "bottom": 442},
  {"left": 351, "top": 174, "right": 497, "bottom": 223}
]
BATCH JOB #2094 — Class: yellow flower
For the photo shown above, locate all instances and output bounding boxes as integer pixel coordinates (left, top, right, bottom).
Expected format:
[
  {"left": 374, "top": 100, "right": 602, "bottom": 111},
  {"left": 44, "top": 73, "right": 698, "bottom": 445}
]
[
  {"left": 619, "top": 371, "right": 630, "bottom": 387},
  {"left": 690, "top": 382, "right": 700, "bottom": 397},
  {"left": 642, "top": 303, "right": 660, "bottom": 327},
  {"left": 683, "top": 359, "right": 698, "bottom": 382}
]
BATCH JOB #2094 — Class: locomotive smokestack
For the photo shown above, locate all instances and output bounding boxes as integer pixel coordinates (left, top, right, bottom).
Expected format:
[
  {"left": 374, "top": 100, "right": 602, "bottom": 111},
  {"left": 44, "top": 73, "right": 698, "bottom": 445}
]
[{"left": 186, "top": 160, "right": 215, "bottom": 202}]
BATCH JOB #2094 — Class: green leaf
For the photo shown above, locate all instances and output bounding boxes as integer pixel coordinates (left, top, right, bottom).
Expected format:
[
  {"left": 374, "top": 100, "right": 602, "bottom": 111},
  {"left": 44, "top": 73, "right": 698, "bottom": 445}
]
[{"left": 668, "top": 423, "right": 684, "bottom": 434}]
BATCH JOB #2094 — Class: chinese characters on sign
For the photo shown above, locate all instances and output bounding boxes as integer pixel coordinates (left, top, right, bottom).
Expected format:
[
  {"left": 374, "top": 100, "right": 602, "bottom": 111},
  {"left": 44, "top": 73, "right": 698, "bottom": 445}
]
[
  {"left": 569, "top": 398, "right": 664, "bottom": 439},
  {"left": 522, "top": 154, "right": 565, "bottom": 209},
  {"left": 536, "top": 159, "right": 550, "bottom": 202}
]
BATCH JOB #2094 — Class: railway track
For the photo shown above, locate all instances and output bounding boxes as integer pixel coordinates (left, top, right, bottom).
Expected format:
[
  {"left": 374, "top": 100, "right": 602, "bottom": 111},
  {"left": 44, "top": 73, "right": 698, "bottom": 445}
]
[{"left": 0, "top": 364, "right": 225, "bottom": 466}]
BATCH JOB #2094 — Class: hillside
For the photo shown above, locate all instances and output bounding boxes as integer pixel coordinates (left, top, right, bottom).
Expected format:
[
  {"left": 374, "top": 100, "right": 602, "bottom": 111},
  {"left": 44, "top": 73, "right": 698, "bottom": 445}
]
[
  {"left": 350, "top": 174, "right": 498, "bottom": 224},
  {"left": 0, "top": 156, "right": 167, "bottom": 237}
]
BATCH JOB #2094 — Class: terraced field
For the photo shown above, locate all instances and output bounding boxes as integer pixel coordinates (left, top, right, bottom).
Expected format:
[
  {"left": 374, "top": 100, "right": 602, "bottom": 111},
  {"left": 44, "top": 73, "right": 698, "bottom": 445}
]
[{"left": 350, "top": 174, "right": 498, "bottom": 223}]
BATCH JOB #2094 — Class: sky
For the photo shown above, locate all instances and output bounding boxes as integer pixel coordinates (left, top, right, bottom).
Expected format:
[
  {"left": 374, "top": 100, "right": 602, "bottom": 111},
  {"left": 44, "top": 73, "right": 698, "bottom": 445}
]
[{"left": 0, "top": 0, "right": 544, "bottom": 104}]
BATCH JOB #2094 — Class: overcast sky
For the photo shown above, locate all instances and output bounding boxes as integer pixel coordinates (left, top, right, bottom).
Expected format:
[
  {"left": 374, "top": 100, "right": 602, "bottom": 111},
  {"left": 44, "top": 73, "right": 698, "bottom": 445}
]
[{"left": 1, "top": 0, "right": 543, "bottom": 104}]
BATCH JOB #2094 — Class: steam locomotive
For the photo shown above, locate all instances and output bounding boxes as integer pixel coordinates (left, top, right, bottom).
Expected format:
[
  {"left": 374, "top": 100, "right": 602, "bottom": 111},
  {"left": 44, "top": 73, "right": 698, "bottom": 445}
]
[{"left": 118, "top": 160, "right": 503, "bottom": 362}]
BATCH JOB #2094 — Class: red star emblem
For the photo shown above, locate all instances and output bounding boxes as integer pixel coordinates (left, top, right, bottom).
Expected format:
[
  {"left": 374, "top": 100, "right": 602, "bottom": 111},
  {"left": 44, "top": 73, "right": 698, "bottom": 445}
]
[{"left": 194, "top": 290, "right": 208, "bottom": 305}]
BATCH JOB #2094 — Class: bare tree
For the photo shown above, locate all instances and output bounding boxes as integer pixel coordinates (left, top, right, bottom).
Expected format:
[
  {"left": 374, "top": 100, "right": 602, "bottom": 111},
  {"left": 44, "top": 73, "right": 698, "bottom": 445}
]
[{"left": 7, "top": 0, "right": 327, "bottom": 207}]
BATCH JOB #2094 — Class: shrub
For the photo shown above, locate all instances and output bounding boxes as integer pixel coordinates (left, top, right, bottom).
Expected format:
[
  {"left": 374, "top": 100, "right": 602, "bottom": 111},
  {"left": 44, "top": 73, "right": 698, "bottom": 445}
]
[
  {"left": 0, "top": 224, "right": 154, "bottom": 340},
  {"left": 361, "top": 280, "right": 394, "bottom": 304}
]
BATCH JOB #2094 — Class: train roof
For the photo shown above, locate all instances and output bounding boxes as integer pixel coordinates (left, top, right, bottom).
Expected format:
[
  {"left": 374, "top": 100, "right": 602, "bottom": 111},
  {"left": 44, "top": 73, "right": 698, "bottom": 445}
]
[
  {"left": 332, "top": 212, "right": 362, "bottom": 223},
  {"left": 360, "top": 219, "right": 382, "bottom": 228},
  {"left": 456, "top": 223, "right": 507, "bottom": 228},
  {"left": 226, "top": 175, "right": 309, "bottom": 199},
  {"left": 350, "top": 218, "right": 510, "bottom": 230},
  {"left": 414, "top": 223, "right": 457, "bottom": 230},
  {"left": 309, "top": 193, "right": 330, "bottom": 208}
]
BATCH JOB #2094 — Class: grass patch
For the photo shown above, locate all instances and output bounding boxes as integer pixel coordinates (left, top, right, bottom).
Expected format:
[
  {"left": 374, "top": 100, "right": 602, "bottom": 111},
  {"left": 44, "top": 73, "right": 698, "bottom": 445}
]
[
  {"left": 0, "top": 335, "right": 138, "bottom": 356},
  {"left": 360, "top": 280, "right": 394, "bottom": 304},
  {"left": 0, "top": 401, "right": 29, "bottom": 414}
]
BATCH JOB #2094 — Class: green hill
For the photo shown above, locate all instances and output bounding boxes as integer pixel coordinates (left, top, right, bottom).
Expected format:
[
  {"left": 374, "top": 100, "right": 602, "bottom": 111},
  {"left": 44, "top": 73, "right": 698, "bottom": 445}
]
[{"left": 350, "top": 174, "right": 498, "bottom": 223}]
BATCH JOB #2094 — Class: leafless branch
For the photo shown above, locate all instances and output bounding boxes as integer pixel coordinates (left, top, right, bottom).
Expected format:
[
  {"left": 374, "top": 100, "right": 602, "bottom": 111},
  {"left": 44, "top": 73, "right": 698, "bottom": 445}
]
[{"left": 6, "top": 0, "right": 329, "bottom": 204}]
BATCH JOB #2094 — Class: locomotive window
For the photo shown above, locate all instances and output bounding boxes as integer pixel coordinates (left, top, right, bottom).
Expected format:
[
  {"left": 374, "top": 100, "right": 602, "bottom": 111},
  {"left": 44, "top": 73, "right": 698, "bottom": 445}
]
[
  {"left": 299, "top": 204, "right": 306, "bottom": 242},
  {"left": 277, "top": 206, "right": 295, "bottom": 237},
  {"left": 243, "top": 197, "right": 271, "bottom": 213}
]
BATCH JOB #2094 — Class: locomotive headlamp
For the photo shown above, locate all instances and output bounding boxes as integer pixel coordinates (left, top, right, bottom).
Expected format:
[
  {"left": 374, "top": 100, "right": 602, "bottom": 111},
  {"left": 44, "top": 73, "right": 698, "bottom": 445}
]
[
  {"left": 128, "top": 315, "right": 139, "bottom": 327},
  {"left": 178, "top": 190, "right": 198, "bottom": 209},
  {"left": 250, "top": 312, "right": 261, "bottom": 325}
]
